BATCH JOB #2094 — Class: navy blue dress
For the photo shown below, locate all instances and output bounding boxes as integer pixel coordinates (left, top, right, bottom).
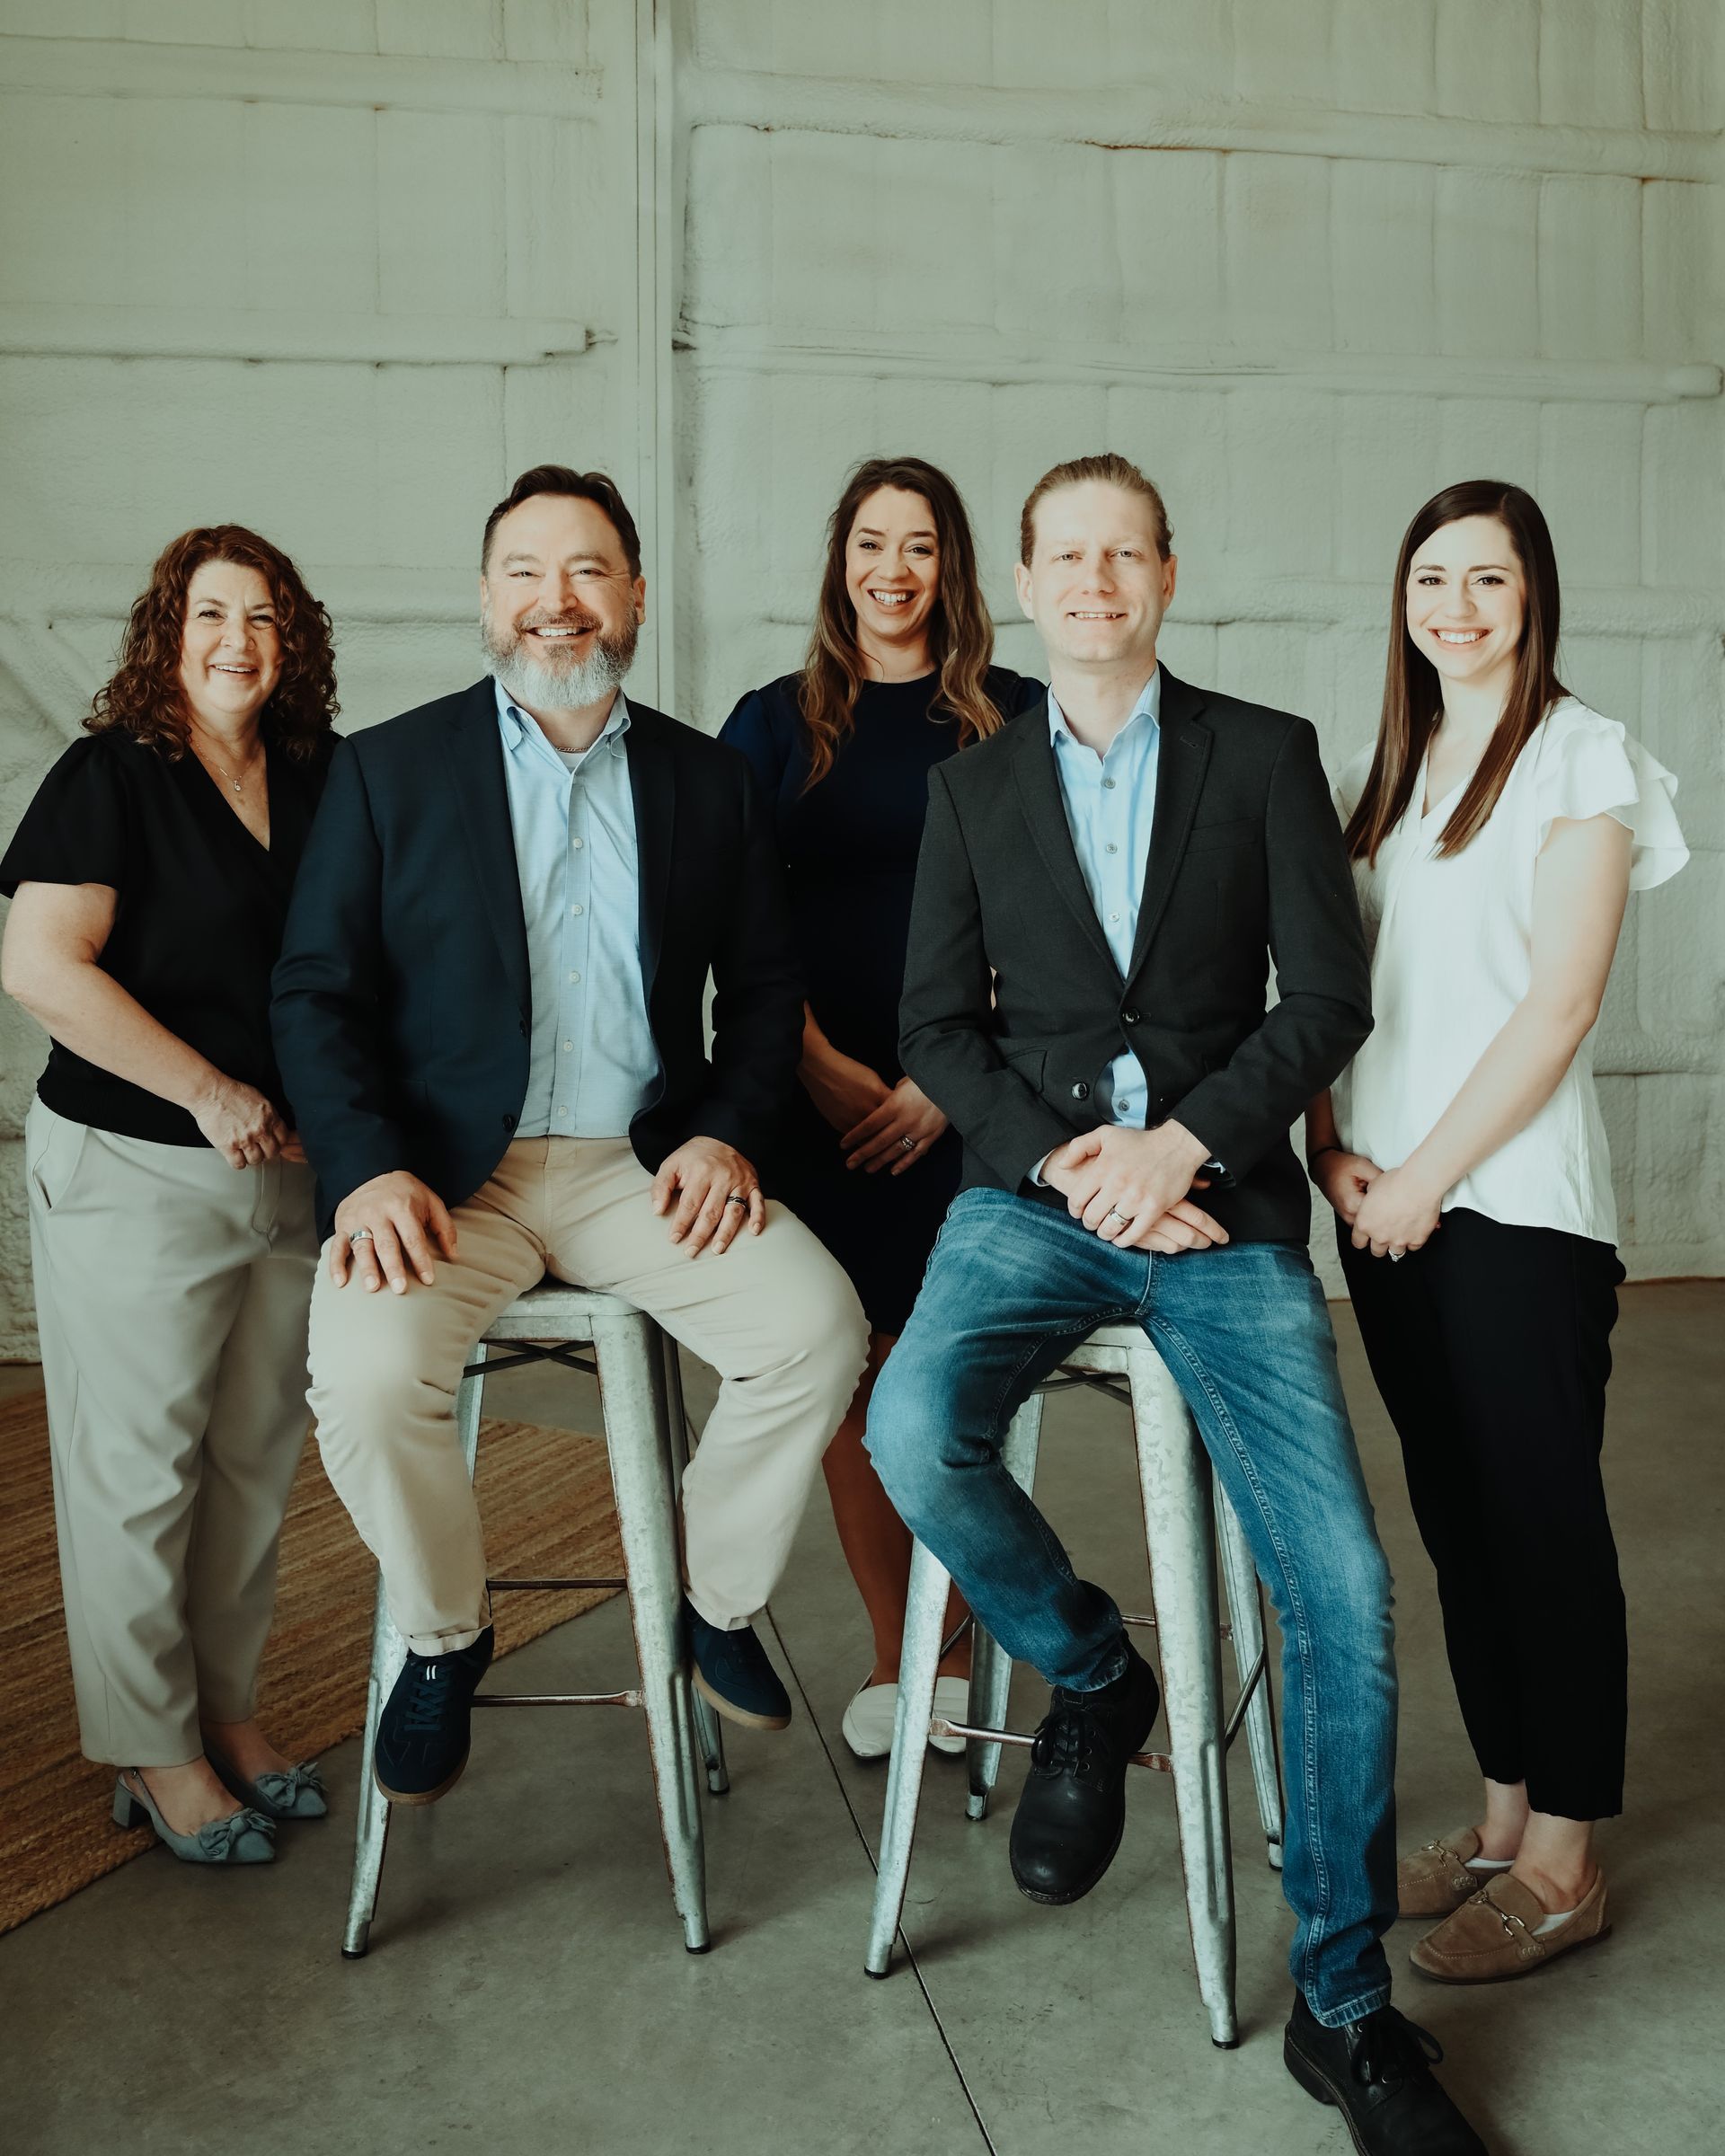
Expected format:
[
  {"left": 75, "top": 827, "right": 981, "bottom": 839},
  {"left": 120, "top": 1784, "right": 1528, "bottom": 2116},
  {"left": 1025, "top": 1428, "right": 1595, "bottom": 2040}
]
[{"left": 721, "top": 666, "right": 1044, "bottom": 1330}]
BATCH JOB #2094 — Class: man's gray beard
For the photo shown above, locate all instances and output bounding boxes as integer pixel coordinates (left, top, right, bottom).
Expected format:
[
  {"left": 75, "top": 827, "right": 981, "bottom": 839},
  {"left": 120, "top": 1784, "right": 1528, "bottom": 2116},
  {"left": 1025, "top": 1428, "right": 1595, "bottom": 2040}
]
[{"left": 482, "top": 613, "right": 638, "bottom": 711}]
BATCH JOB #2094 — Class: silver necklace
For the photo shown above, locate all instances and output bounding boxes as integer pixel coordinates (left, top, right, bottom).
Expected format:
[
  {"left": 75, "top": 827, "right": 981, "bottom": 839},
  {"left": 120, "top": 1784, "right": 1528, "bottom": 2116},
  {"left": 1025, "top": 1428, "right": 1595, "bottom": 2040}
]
[{"left": 193, "top": 730, "right": 262, "bottom": 796}]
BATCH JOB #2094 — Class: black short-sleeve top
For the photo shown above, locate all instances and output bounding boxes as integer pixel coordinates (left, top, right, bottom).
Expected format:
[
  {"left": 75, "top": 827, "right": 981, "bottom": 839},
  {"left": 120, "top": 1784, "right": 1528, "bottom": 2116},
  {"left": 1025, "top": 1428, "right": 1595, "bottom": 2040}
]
[{"left": 0, "top": 726, "right": 333, "bottom": 1145}]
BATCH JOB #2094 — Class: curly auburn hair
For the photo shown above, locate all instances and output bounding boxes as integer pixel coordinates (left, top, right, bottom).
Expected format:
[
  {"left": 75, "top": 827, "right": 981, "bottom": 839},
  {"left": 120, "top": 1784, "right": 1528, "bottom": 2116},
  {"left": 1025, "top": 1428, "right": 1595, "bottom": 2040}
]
[{"left": 85, "top": 526, "right": 338, "bottom": 759}]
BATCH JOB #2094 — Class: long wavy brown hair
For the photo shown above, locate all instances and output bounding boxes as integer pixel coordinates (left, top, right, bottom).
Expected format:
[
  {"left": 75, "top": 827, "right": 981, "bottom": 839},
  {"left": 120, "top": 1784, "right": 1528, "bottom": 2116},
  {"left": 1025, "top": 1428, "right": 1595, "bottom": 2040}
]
[
  {"left": 86, "top": 526, "right": 338, "bottom": 760},
  {"left": 799, "top": 457, "right": 1001, "bottom": 790},
  {"left": 1346, "top": 481, "right": 1566, "bottom": 866}
]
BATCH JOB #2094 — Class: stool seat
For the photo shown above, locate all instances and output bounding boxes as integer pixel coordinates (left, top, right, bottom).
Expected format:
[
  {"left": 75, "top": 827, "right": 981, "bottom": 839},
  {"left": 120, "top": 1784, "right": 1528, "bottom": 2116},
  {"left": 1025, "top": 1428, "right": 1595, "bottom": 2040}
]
[
  {"left": 341, "top": 1286, "right": 726, "bottom": 1961},
  {"left": 474, "top": 1282, "right": 641, "bottom": 1332}
]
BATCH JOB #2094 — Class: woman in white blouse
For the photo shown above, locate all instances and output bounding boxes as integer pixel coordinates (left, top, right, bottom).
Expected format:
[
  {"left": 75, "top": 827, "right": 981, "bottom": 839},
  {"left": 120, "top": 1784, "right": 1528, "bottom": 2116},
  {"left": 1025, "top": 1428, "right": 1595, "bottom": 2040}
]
[{"left": 1305, "top": 480, "right": 1686, "bottom": 1987}]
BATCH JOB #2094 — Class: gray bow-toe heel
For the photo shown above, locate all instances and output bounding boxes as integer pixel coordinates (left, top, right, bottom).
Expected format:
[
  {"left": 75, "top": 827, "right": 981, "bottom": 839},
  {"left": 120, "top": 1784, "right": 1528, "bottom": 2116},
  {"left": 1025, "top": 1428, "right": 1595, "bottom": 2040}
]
[
  {"left": 211, "top": 1756, "right": 328, "bottom": 1822},
  {"left": 112, "top": 1772, "right": 277, "bottom": 1864}
]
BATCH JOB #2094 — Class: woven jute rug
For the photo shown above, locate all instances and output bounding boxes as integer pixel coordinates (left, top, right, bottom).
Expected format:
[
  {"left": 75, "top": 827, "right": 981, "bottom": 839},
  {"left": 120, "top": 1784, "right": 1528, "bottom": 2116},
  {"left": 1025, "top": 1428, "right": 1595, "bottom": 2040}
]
[{"left": 0, "top": 1388, "right": 624, "bottom": 1935}]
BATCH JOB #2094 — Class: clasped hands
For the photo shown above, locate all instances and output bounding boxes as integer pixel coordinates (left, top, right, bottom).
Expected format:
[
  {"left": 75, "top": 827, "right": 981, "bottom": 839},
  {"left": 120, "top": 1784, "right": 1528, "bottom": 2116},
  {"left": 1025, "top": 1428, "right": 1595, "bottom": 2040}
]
[
  {"left": 330, "top": 1136, "right": 766, "bottom": 1293},
  {"left": 1312, "top": 1150, "right": 1443, "bottom": 1259},
  {"left": 1041, "top": 1121, "right": 1226, "bottom": 1254}
]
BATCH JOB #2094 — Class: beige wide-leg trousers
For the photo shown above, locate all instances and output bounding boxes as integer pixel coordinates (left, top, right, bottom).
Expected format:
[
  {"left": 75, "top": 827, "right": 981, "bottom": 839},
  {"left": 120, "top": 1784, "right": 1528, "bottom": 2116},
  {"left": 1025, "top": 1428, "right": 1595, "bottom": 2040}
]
[
  {"left": 24, "top": 1100, "right": 319, "bottom": 1766},
  {"left": 307, "top": 1137, "right": 870, "bottom": 1655}
]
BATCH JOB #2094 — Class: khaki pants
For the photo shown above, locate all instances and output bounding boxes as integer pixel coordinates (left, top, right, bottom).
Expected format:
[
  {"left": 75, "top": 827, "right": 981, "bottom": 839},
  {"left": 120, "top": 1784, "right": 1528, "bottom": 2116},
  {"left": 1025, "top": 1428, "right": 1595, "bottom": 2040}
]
[
  {"left": 307, "top": 1137, "right": 870, "bottom": 1653},
  {"left": 24, "top": 1100, "right": 319, "bottom": 1766}
]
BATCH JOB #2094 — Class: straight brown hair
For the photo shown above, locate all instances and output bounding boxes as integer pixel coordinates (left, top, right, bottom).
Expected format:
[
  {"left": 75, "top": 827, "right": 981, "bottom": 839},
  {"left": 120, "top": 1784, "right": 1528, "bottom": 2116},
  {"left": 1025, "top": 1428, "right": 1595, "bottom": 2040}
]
[
  {"left": 799, "top": 457, "right": 1000, "bottom": 791},
  {"left": 1346, "top": 481, "right": 1567, "bottom": 866}
]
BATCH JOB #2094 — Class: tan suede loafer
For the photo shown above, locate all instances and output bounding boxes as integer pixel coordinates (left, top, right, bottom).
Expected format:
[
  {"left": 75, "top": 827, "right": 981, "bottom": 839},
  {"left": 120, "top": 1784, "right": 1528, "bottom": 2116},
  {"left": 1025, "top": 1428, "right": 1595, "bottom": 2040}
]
[
  {"left": 1397, "top": 1828, "right": 1491, "bottom": 1919},
  {"left": 1411, "top": 1869, "right": 1611, "bottom": 1984}
]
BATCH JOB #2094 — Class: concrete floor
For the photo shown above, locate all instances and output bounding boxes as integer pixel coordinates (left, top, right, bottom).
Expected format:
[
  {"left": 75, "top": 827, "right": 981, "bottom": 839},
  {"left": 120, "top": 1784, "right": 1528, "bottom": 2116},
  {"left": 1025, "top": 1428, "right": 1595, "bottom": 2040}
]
[{"left": 2, "top": 1283, "right": 1721, "bottom": 2154}]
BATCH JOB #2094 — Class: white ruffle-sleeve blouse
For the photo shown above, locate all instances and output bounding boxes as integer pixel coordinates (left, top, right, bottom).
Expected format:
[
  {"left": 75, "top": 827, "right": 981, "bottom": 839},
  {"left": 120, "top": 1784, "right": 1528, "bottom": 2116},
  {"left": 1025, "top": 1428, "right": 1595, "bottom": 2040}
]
[{"left": 1331, "top": 698, "right": 1688, "bottom": 1245}]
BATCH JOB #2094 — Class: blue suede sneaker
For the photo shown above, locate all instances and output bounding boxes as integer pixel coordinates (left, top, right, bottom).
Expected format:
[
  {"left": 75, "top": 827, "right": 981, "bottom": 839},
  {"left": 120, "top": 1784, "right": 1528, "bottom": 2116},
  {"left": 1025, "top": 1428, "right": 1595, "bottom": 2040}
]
[{"left": 685, "top": 1602, "right": 792, "bottom": 1730}]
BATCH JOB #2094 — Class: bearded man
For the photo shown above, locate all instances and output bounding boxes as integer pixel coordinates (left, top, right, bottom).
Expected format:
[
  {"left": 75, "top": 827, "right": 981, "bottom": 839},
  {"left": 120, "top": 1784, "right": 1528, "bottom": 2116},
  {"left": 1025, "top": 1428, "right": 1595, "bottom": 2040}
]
[{"left": 272, "top": 465, "right": 867, "bottom": 1803}]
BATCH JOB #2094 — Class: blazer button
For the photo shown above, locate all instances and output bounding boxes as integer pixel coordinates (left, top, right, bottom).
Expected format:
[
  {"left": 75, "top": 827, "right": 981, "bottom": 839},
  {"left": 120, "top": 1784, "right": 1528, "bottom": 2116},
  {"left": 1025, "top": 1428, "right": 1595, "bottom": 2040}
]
[
  {"left": 1069, "top": 1081, "right": 1090, "bottom": 1102},
  {"left": 518, "top": 1018, "right": 528, "bottom": 1037},
  {"left": 503, "top": 1113, "right": 517, "bottom": 1131},
  {"left": 1120, "top": 1006, "right": 1141, "bottom": 1026}
]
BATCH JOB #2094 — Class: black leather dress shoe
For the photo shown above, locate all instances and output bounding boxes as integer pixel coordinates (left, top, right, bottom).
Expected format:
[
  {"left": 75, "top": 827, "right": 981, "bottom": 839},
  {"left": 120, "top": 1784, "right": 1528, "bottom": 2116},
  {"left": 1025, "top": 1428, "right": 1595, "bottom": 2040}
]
[
  {"left": 1284, "top": 1993, "right": 1489, "bottom": 2153},
  {"left": 374, "top": 1626, "right": 495, "bottom": 1804},
  {"left": 1009, "top": 1640, "right": 1159, "bottom": 1905}
]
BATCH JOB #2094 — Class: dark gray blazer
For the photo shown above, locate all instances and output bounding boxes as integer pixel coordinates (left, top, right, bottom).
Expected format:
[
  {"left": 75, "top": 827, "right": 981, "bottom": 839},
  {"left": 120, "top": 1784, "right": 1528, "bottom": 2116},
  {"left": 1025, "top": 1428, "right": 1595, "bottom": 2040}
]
[
  {"left": 272, "top": 678, "right": 801, "bottom": 1240},
  {"left": 898, "top": 669, "right": 1371, "bottom": 1245}
]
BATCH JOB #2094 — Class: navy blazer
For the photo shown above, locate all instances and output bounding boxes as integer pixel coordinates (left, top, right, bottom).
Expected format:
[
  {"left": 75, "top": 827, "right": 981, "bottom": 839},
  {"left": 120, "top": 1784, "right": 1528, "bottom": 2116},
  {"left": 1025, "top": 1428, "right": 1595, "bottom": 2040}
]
[{"left": 271, "top": 678, "right": 802, "bottom": 1238}]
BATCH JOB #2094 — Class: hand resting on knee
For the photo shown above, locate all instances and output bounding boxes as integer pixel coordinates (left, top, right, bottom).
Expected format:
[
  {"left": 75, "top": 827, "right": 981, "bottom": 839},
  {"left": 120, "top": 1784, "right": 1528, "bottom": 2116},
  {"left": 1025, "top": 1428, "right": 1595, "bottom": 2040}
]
[{"left": 331, "top": 1171, "right": 458, "bottom": 1294}]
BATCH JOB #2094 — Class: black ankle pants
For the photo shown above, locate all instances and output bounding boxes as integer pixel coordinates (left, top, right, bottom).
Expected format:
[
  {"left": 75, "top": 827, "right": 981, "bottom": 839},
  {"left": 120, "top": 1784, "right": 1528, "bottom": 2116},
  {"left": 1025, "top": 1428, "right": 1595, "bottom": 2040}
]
[{"left": 1340, "top": 1206, "right": 1626, "bottom": 1820}]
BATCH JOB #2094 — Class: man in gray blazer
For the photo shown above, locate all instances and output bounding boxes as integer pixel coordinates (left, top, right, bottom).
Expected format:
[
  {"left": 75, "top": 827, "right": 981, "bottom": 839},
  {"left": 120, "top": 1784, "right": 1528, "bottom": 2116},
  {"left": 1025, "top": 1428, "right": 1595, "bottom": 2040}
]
[{"left": 867, "top": 457, "right": 1482, "bottom": 2155}]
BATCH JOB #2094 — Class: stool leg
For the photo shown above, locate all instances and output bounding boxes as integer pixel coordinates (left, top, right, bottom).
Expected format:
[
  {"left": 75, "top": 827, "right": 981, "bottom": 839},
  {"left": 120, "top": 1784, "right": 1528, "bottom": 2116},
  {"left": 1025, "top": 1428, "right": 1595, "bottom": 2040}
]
[
  {"left": 663, "top": 1334, "right": 728, "bottom": 1798},
  {"left": 1215, "top": 1476, "right": 1285, "bottom": 1869},
  {"left": 341, "top": 1580, "right": 406, "bottom": 1957},
  {"left": 343, "top": 1345, "right": 487, "bottom": 1958},
  {"left": 594, "top": 1312, "right": 710, "bottom": 1954},
  {"left": 966, "top": 1389, "right": 1046, "bottom": 1821},
  {"left": 1131, "top": 1349, "right": 1237, "bottom": 2049},
  {"left": 865, "top": 1537, "right": 947, "bottom": 1976}
]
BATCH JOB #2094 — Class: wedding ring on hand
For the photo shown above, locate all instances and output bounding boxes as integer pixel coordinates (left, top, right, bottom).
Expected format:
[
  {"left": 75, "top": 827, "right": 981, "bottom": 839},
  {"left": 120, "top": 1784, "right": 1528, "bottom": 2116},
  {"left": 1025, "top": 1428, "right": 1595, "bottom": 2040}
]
[
  {"left": 1105, "top": 1207, "right": 1132, "bottom": 1230},
  {"left": 899, "top": 1135, "right": 918, "bottom": 1151},
  {"left": 725, "top": 1192, "right": 748, "bottom": 1208},
  {"left": 1389, "top": 1249, "right": 1406, "bottom": 1263},
  {"left": 348, "top": 1228, "right": 374, "bottom": 1244}
]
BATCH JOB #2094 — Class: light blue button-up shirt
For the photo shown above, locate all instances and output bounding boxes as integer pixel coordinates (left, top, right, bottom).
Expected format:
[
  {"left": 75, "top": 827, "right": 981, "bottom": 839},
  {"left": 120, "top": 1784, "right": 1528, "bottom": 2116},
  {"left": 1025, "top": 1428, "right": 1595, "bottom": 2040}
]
[
  {"left": 1047, "top": 669, "right": 1162, "bottom": 1127},
  {"left": 494, "top": 678, "right": 660, "bottom": 1138}
]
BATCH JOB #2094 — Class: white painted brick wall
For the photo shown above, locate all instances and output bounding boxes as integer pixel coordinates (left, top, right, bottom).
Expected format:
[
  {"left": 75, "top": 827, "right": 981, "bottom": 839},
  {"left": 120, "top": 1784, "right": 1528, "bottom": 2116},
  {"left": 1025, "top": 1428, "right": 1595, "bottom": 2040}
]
[
  {"left": 0, "top": 1, "right": 1719, "bottom": 1356},
  {"left": 677, "top": 0, "right": 1725, "bottom": 1293},
  {"left": 0, "top": 0, "right": 632, "bottom": 1354}
]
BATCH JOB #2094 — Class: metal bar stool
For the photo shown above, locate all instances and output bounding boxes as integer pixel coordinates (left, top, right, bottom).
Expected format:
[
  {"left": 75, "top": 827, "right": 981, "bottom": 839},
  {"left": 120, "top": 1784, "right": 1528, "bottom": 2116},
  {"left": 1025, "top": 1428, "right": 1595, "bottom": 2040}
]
[
  {"left": 342, "top": 1285, "right": 726, "bottom": 1960},
  {"left": 864, "top": 1323, "right": 1286, "bottom": 2049}
]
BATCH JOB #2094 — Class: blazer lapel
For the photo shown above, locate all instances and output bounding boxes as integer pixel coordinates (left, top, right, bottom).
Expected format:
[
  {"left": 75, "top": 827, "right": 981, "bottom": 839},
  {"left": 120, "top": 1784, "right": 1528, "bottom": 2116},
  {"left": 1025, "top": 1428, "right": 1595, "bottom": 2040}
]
[
  {"left": 1011, "top": 700, "right": 1120, "bottom": 980},
  {"left": 624, "top": 702, "right": 676, "bottom": 994},
  {"left": 443, "top": 681, "right": 531, "bottom": 1020},
  {"left": 1126, "top": 668, "right": 1212, "bottom": 984}
]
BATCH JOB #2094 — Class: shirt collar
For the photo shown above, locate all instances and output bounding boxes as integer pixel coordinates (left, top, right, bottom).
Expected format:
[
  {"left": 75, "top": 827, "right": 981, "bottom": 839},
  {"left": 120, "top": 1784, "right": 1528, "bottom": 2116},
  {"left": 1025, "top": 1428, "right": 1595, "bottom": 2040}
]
[
  {"left": 493, "top": 675, "right": 632, "bottom": 758},
  {"left": 1046, "top": 667, "right": 1161, "bottom": 753}
]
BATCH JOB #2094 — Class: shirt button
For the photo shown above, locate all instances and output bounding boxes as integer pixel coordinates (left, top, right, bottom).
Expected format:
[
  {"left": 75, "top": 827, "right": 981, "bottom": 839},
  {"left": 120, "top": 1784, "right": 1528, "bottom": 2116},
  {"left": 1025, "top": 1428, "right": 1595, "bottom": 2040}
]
[
  {"left": 556, "top": 1107, "right": 569, "bottom": 1120},
  {"left": 571, "top": 835, "right": 584, "bottom": 851},
  {"left": 1102, "top": 778, "right": 1116, "bottom": 790},
  {"left": 1109, "top": 911, "right": 1120, "bottom": 922},
  {"left": 568, "top": 970, "right": 581, "bottom": 984},
  {"left": 562, "top": 1040, "right": 573, "bottom": 1052},
  {"left": 1105, "top": 843, "right": 1119, "bottom": 854},
  {"left": 570, "top": 903, "right": 584, "bottom": 917}
]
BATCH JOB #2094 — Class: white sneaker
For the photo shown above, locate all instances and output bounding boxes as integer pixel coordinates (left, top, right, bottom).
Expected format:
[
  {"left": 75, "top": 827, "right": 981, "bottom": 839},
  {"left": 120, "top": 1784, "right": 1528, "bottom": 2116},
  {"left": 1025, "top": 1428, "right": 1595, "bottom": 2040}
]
[
  {"left": 929, "top": 1676, "right": 971, "bottom": 1757},
  {"left": 841, "top": 1678, "right": 900, "bottom": 1759}
]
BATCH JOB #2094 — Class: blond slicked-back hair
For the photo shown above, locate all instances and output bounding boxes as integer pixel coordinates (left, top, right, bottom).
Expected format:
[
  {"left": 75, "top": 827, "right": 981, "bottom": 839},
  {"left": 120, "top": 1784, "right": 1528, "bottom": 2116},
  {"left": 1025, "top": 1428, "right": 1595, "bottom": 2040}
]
[{"left": 1018, "top": 454, "right": 1172, "bottom": 567}]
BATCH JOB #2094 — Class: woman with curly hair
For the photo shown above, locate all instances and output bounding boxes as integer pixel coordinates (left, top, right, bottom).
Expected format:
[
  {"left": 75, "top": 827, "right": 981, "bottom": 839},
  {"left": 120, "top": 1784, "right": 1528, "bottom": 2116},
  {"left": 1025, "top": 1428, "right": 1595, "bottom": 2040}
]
[
  {"left": 1, "top": 526, "right": 339, "bottom": 1865},
  {"left": 721, "top": 457, "right": 1042, "bottom": 1759}
]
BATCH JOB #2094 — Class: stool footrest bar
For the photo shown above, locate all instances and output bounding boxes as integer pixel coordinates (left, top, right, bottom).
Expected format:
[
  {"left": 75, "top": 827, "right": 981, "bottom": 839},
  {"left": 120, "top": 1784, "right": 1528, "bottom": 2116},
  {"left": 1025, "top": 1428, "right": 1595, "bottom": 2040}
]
[
  {"left": 930, "top": 1718, "right": 1172, "bottom": 1772},
  {"left": 1119, "top": 1609, "right": 1233, "bottom": 1639},
  {"left": 485, "top": 1577, "right": 627, "bottom": 1593},
  {"left": 1222, "top": 1650, "right": 1267, "bottom": 1745},
  {"left": 473, "top": 1688, "right": 642, "bottom": 1709}
]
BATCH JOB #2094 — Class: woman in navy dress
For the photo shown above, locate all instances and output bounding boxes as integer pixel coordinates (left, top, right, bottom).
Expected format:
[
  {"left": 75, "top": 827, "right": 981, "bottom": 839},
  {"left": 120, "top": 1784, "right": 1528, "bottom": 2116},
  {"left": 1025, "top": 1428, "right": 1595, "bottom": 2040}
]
[{"left": 722, "top": 456, "right": 1042, "bottom": 1757}]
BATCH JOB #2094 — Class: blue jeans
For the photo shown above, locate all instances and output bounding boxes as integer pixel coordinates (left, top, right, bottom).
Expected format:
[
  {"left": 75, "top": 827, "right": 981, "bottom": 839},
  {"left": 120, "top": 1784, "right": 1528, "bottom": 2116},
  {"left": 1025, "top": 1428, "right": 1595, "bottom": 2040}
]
[{"left": 865, "top": 1187, "right": 1397, "bottom": 2027}]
